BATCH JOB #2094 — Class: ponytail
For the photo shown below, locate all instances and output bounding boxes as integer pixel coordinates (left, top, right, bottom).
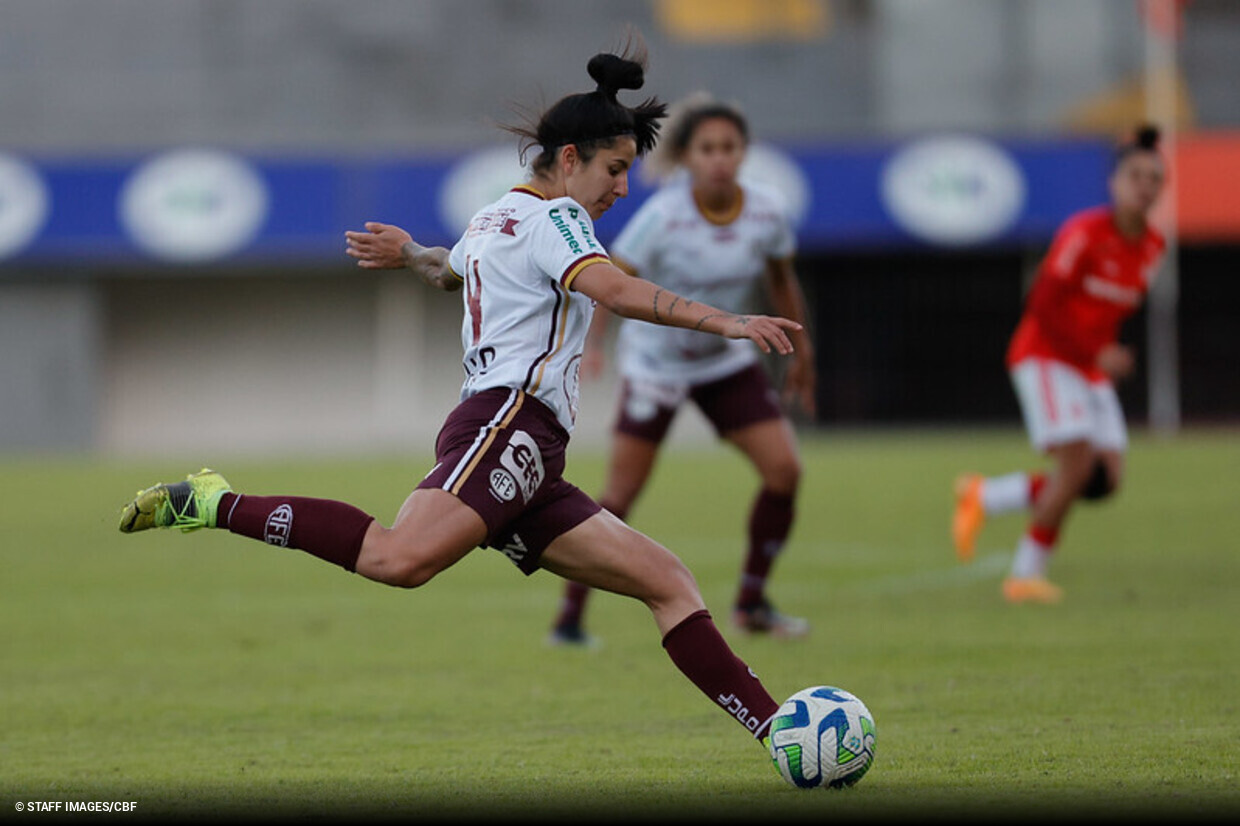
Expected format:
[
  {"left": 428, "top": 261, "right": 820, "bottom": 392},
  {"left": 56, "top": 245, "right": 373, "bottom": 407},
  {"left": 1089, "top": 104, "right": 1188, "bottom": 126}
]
[{"left": 505, "top": 34, "right": 667, "bottom": 172}]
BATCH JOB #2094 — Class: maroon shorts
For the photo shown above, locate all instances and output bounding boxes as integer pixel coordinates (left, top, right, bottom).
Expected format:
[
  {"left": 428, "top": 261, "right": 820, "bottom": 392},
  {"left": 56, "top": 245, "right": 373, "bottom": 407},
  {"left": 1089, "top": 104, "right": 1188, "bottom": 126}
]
[
  {"left": 614, "top": 362, "right": 784, "bottom": 444},
  {"left": 417, "top": 387, "right": 601, "bottom": 575}
]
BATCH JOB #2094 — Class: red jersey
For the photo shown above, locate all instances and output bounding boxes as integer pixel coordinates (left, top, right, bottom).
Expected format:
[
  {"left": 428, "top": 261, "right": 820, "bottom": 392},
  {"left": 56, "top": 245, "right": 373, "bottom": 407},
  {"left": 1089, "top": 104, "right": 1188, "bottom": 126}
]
[{"left": 1007, "top": 206, "right": 1165, "bottom": 381}]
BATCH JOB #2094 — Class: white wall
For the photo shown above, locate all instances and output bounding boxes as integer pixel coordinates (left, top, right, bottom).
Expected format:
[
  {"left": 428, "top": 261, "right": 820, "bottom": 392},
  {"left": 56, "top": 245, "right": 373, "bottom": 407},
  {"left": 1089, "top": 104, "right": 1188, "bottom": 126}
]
[{"left": 96, "top": 270, "right": 714, "bottom": 459}]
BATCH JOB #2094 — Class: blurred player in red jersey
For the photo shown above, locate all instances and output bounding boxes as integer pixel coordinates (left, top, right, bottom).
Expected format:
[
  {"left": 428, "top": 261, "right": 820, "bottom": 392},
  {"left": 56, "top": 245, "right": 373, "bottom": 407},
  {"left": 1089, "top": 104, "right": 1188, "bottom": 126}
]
[
  {"left": 546, "top": 93, "right": 816, "bottom": 645},
  {"left": 953, "top": 125, "right": 1167, "bottom": 603}
]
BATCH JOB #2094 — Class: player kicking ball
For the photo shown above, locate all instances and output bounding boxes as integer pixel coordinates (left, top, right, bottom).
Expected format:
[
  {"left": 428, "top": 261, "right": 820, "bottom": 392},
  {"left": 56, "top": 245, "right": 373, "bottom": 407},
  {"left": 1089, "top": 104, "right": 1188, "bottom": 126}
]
[
  {"left": 952, "top": 125, "right": 1167, "bottom": 604},
  {"left": 118, "top": 40, "right": 804, "bottom": 756}
]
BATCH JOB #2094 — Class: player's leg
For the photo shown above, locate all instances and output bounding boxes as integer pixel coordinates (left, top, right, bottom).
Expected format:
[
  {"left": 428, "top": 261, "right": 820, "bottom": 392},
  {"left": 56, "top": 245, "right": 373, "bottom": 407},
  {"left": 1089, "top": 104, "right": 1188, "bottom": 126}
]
[
  {"left": 1001, "top": 359, "right": 1099, "bottom": 602},
  {"left": 952, "top": 470, "right": 1048, "bottom": 561},
  {"left": 549, "top": 431, "right": 662, "bottom": 644},
  {"left": 353, "top": 488, "right": 487, "bottom": 586},
  {"left": 722, "top": 417, "right": 807, "bottom": 636},
  {"left": 953, "top": 362, "right": 1063, "bottom": 561},
  {"left": 1079, "top": 380, "right": 1128, "bottom": 503},
  {"left": 540, "top": 509, "right": 781, "bottom": 742},
  {"left": 696, "top": 364, "right": 806, "bottom": 636},
  {"left": 549, "top": 378, "right": 677, "bottom": 645},
  {"left": 119, "top": 469, "right": 485, "bottom": 585}
]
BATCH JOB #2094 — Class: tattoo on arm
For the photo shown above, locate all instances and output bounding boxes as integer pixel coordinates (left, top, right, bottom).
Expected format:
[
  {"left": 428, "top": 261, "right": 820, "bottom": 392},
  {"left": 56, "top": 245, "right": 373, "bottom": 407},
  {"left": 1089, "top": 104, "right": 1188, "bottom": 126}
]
[
  {"left": 693, "top": 313, "right": 749, "bottom": 333},
  {"left": 667, "top": 295, "right": 681, "bottom": 318},
  {"left": 652, "top": 288, "right": 666, "bottom": 322}
]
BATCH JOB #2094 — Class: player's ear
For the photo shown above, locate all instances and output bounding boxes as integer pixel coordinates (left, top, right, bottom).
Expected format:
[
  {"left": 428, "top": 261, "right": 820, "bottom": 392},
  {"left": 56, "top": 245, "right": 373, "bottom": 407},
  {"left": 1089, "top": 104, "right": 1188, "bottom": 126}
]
[{"left": 560, "top": 143, "right": 580, "bottom": 174}]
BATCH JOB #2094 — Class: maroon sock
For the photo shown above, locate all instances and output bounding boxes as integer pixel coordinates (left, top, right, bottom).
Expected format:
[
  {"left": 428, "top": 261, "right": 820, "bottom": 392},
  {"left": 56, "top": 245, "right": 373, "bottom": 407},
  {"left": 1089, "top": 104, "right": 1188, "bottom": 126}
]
[
  {"left": 737, "top": 488, "right": 795, "bottom": 607},
  {"left": 552, "top": 497, "right": 631, "bottom": 630},
  {"left": 661, "top": 609, "right": 780, "bottom": 740},
  {"left": 553, "top": 581, "right": 592, "bottom": 630},
  {"left": 216, "top": 492, "right": 374, "bottom": 573}
]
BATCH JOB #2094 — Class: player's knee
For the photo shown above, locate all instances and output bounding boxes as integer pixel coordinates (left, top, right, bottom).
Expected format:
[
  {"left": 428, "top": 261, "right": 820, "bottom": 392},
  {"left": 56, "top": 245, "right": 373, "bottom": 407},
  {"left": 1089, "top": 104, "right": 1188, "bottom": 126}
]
[
  {"left": 365, "top": 541, "right": 443, "bottom": 588},
  {"left": 1078, "top": 460, "right": 1118, "bottom": 501},
  {"left": 763, "top": 455, "right": 803, "bottom": 495}
]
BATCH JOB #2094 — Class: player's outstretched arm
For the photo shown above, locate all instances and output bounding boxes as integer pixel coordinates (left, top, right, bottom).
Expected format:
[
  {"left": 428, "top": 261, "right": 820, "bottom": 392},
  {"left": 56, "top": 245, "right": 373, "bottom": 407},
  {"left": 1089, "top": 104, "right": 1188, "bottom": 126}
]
[
  {"left": 573, "top": 261, "right": 800, "bottom": 356},
  {"left": 345, "top": 222, "right": 461, "bottom": 292}
]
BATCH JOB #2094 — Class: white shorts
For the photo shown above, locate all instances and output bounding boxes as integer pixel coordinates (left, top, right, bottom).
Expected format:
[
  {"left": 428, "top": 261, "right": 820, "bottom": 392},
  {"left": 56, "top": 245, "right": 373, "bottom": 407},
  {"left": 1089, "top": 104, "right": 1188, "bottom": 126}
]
[{"left": 1010, "top": 358, "right": 1127, "bottom": 453}]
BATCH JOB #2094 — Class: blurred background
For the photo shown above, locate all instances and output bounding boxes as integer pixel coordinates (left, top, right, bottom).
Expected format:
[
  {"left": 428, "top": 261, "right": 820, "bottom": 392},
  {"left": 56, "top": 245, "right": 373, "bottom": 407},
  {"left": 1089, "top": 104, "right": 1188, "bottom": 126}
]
[{"left": 1, "top": 0, "right": 1236, "bottom": 456}]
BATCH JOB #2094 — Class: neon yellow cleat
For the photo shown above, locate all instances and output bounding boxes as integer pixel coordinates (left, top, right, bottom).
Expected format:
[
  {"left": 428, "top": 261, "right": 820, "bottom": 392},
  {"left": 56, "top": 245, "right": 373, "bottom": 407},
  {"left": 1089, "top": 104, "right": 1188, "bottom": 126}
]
[
  {"left": 118, "top": 468, "right": 231, "bottom": 534},
  {"left": 1002, "top": 576, "right": 1064, "bottom": 604},
  {"left": 952, "top": 473, "right": 985, "bottom": 562}
]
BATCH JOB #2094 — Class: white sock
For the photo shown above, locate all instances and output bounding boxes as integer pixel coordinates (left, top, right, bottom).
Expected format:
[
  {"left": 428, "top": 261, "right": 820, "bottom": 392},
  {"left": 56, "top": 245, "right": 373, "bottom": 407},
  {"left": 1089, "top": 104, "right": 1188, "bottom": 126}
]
[
  {"left": 1009, "top": 532, "right": 1053, "bottom": 579},
  {"left": 982, "top": 472, "right": 1032, "bottom": 515}
]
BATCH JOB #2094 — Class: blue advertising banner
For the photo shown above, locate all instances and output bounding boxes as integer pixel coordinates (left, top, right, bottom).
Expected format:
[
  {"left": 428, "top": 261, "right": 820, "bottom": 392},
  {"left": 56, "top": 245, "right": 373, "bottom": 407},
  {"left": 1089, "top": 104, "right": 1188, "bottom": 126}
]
[{"left": 0, "top": 135, "right": 1113, "bottom": 267}]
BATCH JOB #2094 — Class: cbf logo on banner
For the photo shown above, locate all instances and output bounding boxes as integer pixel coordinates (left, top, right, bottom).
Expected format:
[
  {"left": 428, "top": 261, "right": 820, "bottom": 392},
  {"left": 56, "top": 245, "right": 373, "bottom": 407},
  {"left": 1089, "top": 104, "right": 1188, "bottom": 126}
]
[
  {"left": 119, "top": 149, "right": 269, "bottom": 262},
  {"left": 0, "top": 153, "right": 50, "bottom": 260}
]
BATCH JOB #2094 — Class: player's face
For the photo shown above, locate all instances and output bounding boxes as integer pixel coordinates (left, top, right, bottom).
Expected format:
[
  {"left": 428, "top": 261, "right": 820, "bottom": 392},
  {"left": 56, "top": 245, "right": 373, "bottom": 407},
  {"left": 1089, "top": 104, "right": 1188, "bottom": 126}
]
[
  {"left": 565, "top": 137, "right": 637, "bottom": 220},
  {"left": 1110, "top": 151, "right": 1165, "bottom": 218},
  {"left": 681, "top": 117, "right": 746, "bottom": 194}
]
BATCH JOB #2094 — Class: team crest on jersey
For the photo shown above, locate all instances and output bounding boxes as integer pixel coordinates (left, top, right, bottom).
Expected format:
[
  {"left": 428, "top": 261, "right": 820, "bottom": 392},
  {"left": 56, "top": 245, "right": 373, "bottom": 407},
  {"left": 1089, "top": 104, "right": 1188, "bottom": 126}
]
[{"left": 499, "top": 429, "right": 544, "bottom": 503}]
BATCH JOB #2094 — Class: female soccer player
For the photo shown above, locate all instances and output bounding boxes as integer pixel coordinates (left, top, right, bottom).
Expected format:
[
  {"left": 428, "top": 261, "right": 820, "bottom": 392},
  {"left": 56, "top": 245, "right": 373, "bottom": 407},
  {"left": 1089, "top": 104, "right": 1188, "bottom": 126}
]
[
  {"left": 118, "top": 46, "right": 803, "bottom": 752},
  {"left": 951, "top": 125, "right": 1167, "bottom": 603},
  {"left": 547, "top": 93, "right": 816, "bottom": 646}
]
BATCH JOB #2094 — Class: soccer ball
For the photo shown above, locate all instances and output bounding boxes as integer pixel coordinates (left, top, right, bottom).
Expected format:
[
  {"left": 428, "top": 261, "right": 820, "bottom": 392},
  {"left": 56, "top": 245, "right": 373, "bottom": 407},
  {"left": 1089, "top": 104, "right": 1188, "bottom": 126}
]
[{"left": 768, "top": 686, "right": 876, "bottom": 789}]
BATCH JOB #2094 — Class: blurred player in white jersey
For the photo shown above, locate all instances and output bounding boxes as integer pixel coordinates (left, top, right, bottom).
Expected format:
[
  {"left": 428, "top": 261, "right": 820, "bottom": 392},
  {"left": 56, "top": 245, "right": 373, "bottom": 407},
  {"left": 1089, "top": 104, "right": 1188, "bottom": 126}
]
[
  {"left": 118, "top": 41, "right": 808, "bottom": 754},
  {"left": 548, "top": 93, "right": 816, "bottom": 644}
]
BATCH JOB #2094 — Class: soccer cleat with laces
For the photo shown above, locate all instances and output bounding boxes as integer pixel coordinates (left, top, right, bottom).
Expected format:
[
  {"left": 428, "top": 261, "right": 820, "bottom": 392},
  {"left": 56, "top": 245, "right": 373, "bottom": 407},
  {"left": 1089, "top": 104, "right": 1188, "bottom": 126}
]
[
  {"left": 732, "top": 599, "right": 809, "bottom": 638},
  {"left": 118, "top": 468, "right": 231, "bottom": 534},
  {"left": 952, "top": 473, "right": 986, "bottom": 562},
  {"left": 1002, "top": 576, "right": 1064, "bottom": 604}
]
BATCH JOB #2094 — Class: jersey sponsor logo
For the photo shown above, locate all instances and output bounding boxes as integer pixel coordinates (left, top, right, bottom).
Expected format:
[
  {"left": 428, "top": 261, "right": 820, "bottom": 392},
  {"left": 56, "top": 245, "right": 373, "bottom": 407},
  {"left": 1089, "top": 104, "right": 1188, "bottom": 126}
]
[
  {"left": 489, "top": 468, "right": 518, "bottom": 502},
  {"left": 548, "top": 206, "right": 598, "bottom": 255},
  {"left": 264, "top": 504, "right": 294, "bottom": 547},
  {"left": 499, "top": 429, "right": 544, "bottom": 503},
  {"left": 1083, "top": 274, "right": 1142, "bottom": 306}
]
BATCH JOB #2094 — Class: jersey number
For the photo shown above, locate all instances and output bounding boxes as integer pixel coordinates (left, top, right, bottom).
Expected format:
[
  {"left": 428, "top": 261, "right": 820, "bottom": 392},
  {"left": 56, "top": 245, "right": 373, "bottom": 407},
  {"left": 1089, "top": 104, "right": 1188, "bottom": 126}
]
[{"left": 466, "top": 257, "right": 483, "bottom": 344}]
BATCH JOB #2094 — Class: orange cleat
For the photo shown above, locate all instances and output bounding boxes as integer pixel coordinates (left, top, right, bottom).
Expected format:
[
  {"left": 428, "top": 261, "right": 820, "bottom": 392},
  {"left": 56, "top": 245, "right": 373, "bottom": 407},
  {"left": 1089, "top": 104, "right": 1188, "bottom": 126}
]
[
  {"left": 952, "top": 474, "right": 985, "bottom": 562},
  {"left": 1002, "top": 576, "right": 1064, "bottom": 604}
]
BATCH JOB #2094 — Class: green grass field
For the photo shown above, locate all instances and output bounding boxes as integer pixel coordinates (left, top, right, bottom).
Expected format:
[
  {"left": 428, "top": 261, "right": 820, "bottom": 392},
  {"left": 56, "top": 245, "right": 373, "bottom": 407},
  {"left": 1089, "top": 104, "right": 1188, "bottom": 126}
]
[{"left": 2, "top": 428, "right": 1238, "bottom": 821}]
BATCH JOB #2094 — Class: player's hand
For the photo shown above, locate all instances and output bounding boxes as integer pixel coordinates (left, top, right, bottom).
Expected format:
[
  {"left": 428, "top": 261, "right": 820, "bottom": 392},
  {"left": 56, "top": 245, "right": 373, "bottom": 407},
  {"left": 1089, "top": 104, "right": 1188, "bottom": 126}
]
[
  {"left": 782, "top": 352, "right": 817, "bottom": 418},
  {"left": 1096, "top": 343, "right": 1135, "bottom": 380},
  {"left": 723, "top": 315, "right": 801, "bottom": 356},
  {"left": 346, "top": 222, "right": 413, "bottom": 269}
]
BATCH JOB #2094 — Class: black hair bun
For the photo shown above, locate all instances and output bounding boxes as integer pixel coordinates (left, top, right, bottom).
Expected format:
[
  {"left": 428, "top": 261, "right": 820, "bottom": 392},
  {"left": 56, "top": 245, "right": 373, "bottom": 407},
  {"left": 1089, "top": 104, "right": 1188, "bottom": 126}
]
[
  {"left": 1135, "top": 124, "right": 1161, "bottom": 150},
  {"left": 588, "top": 53, "right": 645, "bottom": 100}
]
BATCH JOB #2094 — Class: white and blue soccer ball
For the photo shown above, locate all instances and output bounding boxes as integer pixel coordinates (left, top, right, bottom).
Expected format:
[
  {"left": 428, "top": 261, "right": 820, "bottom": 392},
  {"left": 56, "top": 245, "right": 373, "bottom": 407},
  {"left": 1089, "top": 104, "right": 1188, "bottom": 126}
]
[{"left": 768, "top": 686, "right": 877, "bottom": 789}]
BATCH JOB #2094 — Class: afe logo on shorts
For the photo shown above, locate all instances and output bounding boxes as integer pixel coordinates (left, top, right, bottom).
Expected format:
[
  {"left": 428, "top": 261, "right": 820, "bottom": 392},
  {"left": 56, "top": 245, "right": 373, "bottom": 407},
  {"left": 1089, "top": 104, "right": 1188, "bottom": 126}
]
[
  {"left": 499, "top": 429, "right": 544, "bottom": 503},
  {"left": 264, "top": 504, "right": 294, "bottom": 547},
  {"left": 489, "top": 468, "right": 518, "bottom": 502}
]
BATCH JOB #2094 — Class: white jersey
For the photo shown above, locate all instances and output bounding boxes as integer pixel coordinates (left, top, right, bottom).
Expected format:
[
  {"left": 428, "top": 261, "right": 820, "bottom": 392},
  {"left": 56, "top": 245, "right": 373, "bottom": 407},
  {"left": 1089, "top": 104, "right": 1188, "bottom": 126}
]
[
  {"left": 447, "top": 185, "right": 609, "bottom": 433},
  {"left": 611, "top": 178, "right": 796, "bottom": 385}
]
